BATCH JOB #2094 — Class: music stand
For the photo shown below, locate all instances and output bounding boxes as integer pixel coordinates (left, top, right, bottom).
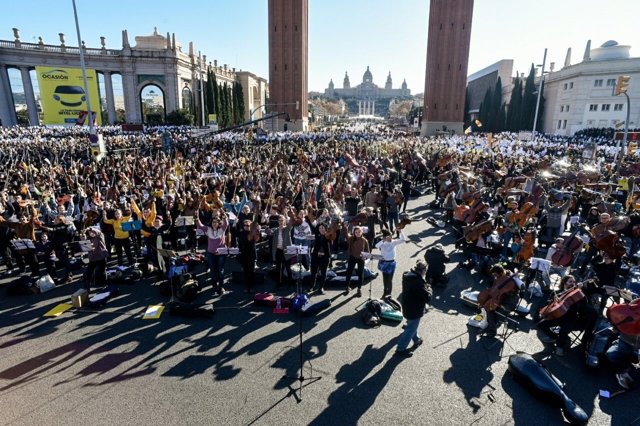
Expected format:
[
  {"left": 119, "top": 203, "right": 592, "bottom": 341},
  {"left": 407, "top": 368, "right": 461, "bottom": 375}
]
[
  {"left": 175, "top": 216, "right": 195, "bottom": 253},
  {"left": 283, "top": 244, "right": 320, "bottom": 402},
  {"left": 528, "top": 257, "right": 551, "bottom": 292}
]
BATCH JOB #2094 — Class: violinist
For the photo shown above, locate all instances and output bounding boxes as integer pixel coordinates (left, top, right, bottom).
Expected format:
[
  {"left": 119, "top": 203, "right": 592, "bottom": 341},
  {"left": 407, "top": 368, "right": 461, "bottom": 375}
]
[
  {"left": 605, "top": 299, "right": 640, "bottom": 390},
  {"left": 543, "top": 193, "right": 572, "bottom": 244},
  {"left": 375, "top": 229, "right": 409, "bottom": 297},
  {"left": 483, "top": 265, "right": 525, "bottom": 338},
  {"left": 342, "top": 225, "right": 369, "bottom": 298},
  {"left": 536, "top": 275, "right": 598, "bottom": 356},
  {"left": 578, "top": 212, "right": 611, "bottom": 275},
  {"left": 307, "top": 219, "right": 332, "bottom": 295},
  {"left": 500, "top": 199, "right": 520, "bottom": 259}
]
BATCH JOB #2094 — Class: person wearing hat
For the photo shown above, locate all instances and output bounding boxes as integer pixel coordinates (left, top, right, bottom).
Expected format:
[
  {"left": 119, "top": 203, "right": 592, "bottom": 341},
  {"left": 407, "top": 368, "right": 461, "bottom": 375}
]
[{"left": 395, "top": 260, "right": 432, "bottom": 358}]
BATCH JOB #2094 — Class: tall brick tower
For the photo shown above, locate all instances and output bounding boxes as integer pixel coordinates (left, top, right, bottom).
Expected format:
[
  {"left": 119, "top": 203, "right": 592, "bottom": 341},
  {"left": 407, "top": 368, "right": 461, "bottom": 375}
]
[
  {"left": 421, "top": 0, "right": 474, "bottom": 136},
  {"left": 268, "top": 0, "right": 308, "bottom": 131}
]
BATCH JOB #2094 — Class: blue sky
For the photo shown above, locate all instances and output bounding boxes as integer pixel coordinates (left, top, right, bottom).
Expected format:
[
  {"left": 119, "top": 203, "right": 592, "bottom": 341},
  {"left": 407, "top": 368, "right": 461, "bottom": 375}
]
[{"left": 3, "top": 0, "right": 639, "bottom": 94}]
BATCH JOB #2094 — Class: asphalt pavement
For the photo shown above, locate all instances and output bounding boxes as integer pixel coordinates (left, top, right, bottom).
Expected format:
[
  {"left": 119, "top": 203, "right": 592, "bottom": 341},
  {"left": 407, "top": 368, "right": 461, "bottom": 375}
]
[{"left": 0, "top": 187, "right": 637, "bottom": 426}]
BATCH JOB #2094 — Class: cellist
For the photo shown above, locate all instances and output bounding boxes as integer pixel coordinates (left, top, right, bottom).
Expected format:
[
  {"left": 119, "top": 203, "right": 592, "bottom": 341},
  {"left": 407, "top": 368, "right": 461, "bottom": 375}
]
[
  {"left": 536, "top": 275, "right": 598, "bottom": 356},
  {"left": 482, "top": 265, "right": 525, "bottom": 338},
  {"left": 605, "top": 299, "right": 640, "bottom": 390}
]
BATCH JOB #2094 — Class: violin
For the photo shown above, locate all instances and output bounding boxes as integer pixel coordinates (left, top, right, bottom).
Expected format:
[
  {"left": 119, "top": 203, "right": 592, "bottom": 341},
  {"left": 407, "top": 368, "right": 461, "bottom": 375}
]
[
  {"left": 325, "top": 220, "right": 342, "bottom": 241},
  {"left": 538, "top": 287, "right": 585, "bottom": 321},
  {"left": 551, "top": 226, "right": 583, "bottom": 267},
  {"left": 607, "top": 298, "right": 640, "bottom": 336},
  {"left": 478, "top": 275, "right": 517, "bottom": 312},
  {"left": 396, "top": 213, "right": 412, "bottom": 230}
]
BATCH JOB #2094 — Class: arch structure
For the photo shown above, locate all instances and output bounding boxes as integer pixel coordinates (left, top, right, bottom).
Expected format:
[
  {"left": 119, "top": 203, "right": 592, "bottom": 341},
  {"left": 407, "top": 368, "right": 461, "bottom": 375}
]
[{"left": 0, "top": 28, "right": 266, "bottom": 127}]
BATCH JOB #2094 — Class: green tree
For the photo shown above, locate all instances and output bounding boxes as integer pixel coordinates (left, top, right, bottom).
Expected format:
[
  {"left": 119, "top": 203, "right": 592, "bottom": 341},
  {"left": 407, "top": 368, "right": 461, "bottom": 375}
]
[
  {"left": 491, "top": 77, "right": 504, "bottom": 131},
  {"left": 478, "top": 88, "right": 492, "bottom": 132},
  {"left": 521, "top": 64, "right": 538, "bottom": 131},
  {"left": 506, "top": 75, "right": 522, "bottom": 131},
  {"left": 166, "top": 108, "right": 194, "bottom": 125},
  {"left": 234, "top": 81, "right": 245, "bottom": 123},
  {"left": 463, "top": 88, "right": 471, "bottom": 127}
]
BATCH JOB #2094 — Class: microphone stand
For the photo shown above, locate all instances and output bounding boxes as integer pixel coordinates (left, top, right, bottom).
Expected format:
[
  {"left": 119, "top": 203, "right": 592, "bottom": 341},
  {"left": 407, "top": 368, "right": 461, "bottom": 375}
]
[{"left": 284, "top": 244, "right": 321, "bottom": 402}]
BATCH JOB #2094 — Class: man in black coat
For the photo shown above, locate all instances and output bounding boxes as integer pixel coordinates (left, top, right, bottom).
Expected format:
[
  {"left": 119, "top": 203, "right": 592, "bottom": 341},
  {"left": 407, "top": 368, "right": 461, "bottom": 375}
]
[{"left": 396, "top": 260, "right": 432, "bottom": 358}]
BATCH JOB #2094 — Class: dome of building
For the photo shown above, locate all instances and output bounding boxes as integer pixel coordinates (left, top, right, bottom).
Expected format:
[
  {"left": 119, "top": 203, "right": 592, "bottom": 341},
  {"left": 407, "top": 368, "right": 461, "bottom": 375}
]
[
  {"left": 363, "top": 66, "right": 373, "bottom": 83},
  {"left": 590, "top": 40, "right": 631, "bottom": 61}
]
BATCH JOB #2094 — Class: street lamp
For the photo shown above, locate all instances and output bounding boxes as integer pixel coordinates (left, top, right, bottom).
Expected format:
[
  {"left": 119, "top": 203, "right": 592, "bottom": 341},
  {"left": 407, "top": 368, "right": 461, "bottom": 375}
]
[
  {"left": 532, "top": 48, "right": 547, "bottom": 141},
  {"left": 614, "top": 75, "right": 632, "bottom": 169}
]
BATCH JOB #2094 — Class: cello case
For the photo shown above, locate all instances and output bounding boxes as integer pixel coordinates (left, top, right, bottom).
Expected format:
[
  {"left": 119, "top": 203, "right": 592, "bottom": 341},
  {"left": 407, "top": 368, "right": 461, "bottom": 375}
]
[{"left": 508, "top": 353, "right": 589, "bottom": 425}]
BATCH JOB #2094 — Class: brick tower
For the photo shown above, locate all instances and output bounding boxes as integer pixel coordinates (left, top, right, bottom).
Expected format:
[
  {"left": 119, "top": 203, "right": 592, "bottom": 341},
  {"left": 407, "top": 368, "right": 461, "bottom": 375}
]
[
  {"left": 421, "top": 0, "right": 474, "bottom": 136},
  {"left": 268, "top": 0, "right": 308, "bottom": 131}
]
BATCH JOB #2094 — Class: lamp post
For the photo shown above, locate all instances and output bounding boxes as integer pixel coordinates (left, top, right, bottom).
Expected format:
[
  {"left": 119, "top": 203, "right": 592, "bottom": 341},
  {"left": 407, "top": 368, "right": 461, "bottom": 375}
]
[
  {"left": 71, "top": 0, "right": 94, "bottom": 134},
  {"left": 532, "top": 48, "right": 548, "bottom": 141},
  {"left": 612, "top": 76, "right": 632, "bottom": 168}
]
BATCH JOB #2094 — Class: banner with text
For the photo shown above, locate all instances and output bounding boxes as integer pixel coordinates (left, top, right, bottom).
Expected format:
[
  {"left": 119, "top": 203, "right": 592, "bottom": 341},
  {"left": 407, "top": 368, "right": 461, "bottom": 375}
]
[{"left": 36, "top": 66, "right": 102, "bottom": 126}]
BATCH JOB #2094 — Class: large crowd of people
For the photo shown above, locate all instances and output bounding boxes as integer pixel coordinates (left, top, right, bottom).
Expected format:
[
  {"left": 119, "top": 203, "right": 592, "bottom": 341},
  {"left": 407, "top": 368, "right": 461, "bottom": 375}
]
[{"left": 0, "top": 124, "right": 638, "bottom": 390}]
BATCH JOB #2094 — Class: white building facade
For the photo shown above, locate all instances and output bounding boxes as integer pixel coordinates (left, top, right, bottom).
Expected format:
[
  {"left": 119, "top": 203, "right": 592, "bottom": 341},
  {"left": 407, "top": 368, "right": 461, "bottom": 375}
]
[
  {"left": 0, "top": 28, "right": 267, "bottom": 127},
  {"left": 542, "top": 40, "right": 640, "bottom": 136}
]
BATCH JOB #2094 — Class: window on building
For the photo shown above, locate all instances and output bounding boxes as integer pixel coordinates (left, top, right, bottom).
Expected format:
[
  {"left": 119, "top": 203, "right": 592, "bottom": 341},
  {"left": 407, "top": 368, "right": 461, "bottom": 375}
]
[
  {"left": 594, "top": 79, "right": 603, "bottom": 87},
  {"left": 562, "top": 120, "right": 567, "bottom": 129},
  {"left": 560, "top": 106, "right": 564, "bottom": 112},
  {"left": 589, "top": 104, "right": 597, "bottom": 111},
  {"left": 566, "top": 105, "right": 570, "bottom": 112},
  {"left": 569, "top": 82, "right": 574, "bottom": 89},
  {"left": 602, "top": 104, "right": 610, "bottom": 111},
  {"left": 614, "top": 104, "right": 623, "bottom": 111},
  {"left": 587, "top": 120, "right": 595, "bottom": 127},
  {"left": 607, "top": 78, "right": 616, "bottom": 87},
  {"left": 563, "top": 83, "right": 568, "bottom": 90},
  {"left": 557, "top": 120, "right": 562, "bottom": 129}
]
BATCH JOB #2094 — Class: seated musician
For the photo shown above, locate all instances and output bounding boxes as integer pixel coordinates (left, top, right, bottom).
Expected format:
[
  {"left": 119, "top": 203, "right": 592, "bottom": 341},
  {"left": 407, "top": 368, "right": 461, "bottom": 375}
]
[
  {"left": 536, "top": 275, "right": 598, "bottom": 356},
  {"left": 605, "top": 300, "right": 640, "bottom": 390},
  {"left": 483, "top": 265, "right": 525, "bottom": 338}
]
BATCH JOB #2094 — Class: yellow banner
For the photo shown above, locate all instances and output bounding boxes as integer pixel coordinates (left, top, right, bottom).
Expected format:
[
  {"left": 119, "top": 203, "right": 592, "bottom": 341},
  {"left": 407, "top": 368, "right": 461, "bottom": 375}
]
[{"left": 36, "top": 66, "right": 102, "bottom": 125}]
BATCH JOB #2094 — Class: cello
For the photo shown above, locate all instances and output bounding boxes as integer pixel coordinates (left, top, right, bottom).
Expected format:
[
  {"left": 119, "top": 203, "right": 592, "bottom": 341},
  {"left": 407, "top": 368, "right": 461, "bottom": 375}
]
[
  {"left": 515, "top": 229, "right": 536, "bottom": 264},
  {"left": 538, "top": 287, "right": 586, "bottom": 321},
  {"left": 478, "top": 275, "right": 517, "bottom": 312},
  {"left": 607, "top": 298, "right": 640, "bottom": 335},
  {"left": 551, "top": 226, "right": 584, "bottom": 267}
]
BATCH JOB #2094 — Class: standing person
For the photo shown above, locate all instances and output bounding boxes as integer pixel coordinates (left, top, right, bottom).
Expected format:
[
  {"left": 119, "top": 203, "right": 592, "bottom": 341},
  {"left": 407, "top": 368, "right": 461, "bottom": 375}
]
[
  {"left": 543, "top": 193, "right": 572, "bottom": 243},
  {"left": 400, "top": 173, "right": 413, "bottom": 213},
  {"left": 102, "top": 201, "right": 139, "bottom": 266},
  {"left": 386, "top": 188, "right": 401, "bottom": 235},
  {"left": 375, "top": 229, "right": 409, "bottom": 297},
  {"left": 237, "top": 219, "right": 261, "bottom": 293},
  {"left": 270, "top": 214, "right": 294, "bottom": 287},
  {"left": 0, "top": 206, "right": 40, "bottom": 276},
  {"left": 83, "top": 227, "right": 108, "bottom": 292},
  {"left": 197, "top": 211, "right": 229, "bottom": 295},
  {"left": 395, "top": 260, "right": 432, "bottom": 358},
  {"left": 343, "top": 225, "right": 369, "bottom": 297},
  {"left": 307, "top": 220, "right": 332, "bottom": 294}
]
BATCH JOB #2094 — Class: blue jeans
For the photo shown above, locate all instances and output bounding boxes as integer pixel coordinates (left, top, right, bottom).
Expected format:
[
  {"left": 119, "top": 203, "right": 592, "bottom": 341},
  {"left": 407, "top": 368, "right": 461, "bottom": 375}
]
[
  {"left": 397, "top": 317, "right": 422, "bottom": 351},
  {"left": 606, "top": 338, "right": 639, "bottom": 373},
  {"left": 206, "top": 252, "right": 226, "bottom": 289}
]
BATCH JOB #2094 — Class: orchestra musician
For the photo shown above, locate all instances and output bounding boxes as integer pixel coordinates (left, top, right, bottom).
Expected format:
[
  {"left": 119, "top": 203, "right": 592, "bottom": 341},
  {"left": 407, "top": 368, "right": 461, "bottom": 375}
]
[
  {"left": 83, "top": 227, "right": 108, "bottom": 292},
  {"left": 307, "top": 219, "right": 332, "bottom": 295},
  {"left": 605, "top": 299, "right": 640, "bottom": 390},
  {"left": 342, "top": 225, "right": 369, "bottom": 298},
  {"left": 197, "top": 210, "right": 229, "bottom": 295},
  {"left": 536, "top": 275, "right": 598, "bottom": 356},
  {"left": 482, "top": 265, "right": 525, "bottom": 338}
]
